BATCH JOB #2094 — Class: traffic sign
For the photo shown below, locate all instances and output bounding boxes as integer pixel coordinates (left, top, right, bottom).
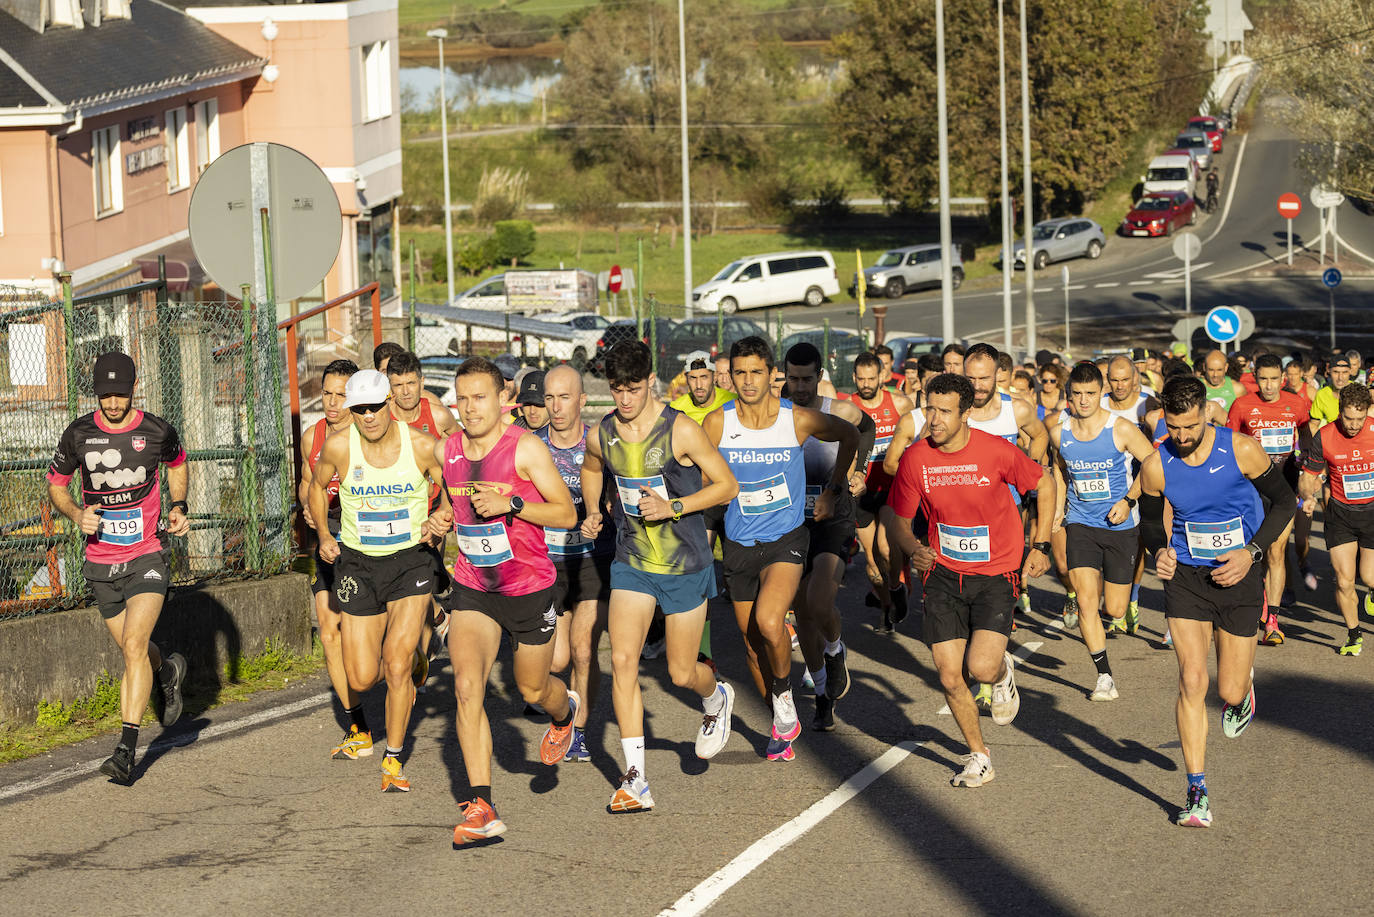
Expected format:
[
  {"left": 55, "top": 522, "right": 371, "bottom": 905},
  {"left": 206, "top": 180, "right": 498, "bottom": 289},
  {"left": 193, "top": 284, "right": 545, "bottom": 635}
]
[
  {"left": 1277, "top": 193, "right": 1302, "bottom": 219},
  {"left": 1323, "top": 267, "right": 1343, "bottom": 289},
  {"left": 1171, "top": 232, "right": 1202, "bottom": 262},
  {"left": 1205, "top": 305, "right": 1242, "bottom": 344},
  {"left": 608, "top": 264, "right": 624, "bottom": 294},
  {"left": 1311, "top": 185, "right": 1345, "bottom": 209},
  {"left": 1174, "top": 305, "right": 1254, "bottom": 345}
]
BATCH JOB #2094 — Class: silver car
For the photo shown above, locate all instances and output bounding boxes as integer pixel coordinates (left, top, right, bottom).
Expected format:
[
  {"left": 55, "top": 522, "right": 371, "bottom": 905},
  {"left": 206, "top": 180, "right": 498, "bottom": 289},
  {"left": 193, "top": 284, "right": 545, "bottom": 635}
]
[
  {"left": 851, "top": 243, "right": 965, "bottom": 299},
  {"left": 1007, "top": 217, "right": 1107, "bottom": 270},
  {"left": 1172, "top": 131, "right": 1212, "bottom": 170}
]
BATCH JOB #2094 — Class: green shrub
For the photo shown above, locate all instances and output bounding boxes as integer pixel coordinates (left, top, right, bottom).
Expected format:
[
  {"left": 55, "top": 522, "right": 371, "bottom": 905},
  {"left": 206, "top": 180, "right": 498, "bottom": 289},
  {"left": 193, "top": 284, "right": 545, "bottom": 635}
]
[{"left": 491, "top": 220, "right": 537, "bottom": 267}]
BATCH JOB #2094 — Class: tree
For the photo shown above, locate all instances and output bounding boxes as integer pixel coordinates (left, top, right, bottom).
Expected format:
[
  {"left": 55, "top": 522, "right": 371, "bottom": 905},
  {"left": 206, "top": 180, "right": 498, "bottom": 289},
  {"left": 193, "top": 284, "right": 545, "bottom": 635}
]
[
  {"left": 492, "top": 220, "right": 537, "bottom": 266},
  {"left": 555, "top": 0, "right": 781, "bottom": 203},
  {"left": 1252, "top": 0, "right": 1374, "bottom": 203}
]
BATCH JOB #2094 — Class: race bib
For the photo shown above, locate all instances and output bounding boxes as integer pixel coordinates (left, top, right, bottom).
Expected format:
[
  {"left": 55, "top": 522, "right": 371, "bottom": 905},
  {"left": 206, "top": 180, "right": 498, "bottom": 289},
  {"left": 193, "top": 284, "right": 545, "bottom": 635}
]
[
  {"left": 615, "top": 475, "right": 669, "bottom": 517},
  {"left": 97, "top": 506, "right": 144, "bottom": 546},
  {"left": 1345, "top": 471, "right": 1374, "bottom": 499},
  {"left": 545, "top": 526, "right": 593, "bottom": 557},
  {"left": 738, "top": 473, "right": 792, "bottom": 516},
  {"left": 937, "top": 523, "right": 990, "bottom": 563},
  {"left": 1072, "top": 471, "right": 1113, "bottom": 502},
  {"left": 870, "top": 434, "right": 892, "bottom": 463},
  {"left": 1259, "top": 425, "right": 1295, "bottom": 455},
  {"left": 1184, "top": 517, "right": 1245, "bottom": 560},
  {"left": 455, "top": 521, "right": 513, "bottom": 567},
  {"left": 804, "top": 484, "right": 822, "bottom": 519},
  {"left": 357, "top": 509, "right": 412, "bottom": 547}
]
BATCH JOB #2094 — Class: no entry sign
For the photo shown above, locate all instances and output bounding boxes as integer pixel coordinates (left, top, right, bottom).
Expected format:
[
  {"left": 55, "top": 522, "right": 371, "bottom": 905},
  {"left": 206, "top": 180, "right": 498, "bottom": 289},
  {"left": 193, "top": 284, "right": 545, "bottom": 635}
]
[{"left": 1277, "top": 193, "right": 1302, "bottom": 219}]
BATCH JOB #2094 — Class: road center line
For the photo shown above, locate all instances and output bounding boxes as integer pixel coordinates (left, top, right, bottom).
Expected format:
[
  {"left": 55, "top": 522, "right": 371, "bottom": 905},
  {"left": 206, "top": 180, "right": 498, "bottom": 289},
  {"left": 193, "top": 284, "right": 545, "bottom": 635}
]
[
  {"left": 1093, "top": 282, "right": 1120, "bottom": 288},
  {"left": 937, "top": 638, "right": 1045, "bottom": 716},
  {"left": 0, "top": 692, "right": 331, "bottom": 802},
  {"left": 657, "top": 739, "right": 922, "bottom": 917}
]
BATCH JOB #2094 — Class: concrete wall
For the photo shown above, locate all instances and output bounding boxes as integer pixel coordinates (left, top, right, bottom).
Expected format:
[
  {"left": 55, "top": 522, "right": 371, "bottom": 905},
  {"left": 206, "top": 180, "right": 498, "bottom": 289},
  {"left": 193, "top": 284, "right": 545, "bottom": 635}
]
[{"left": 0, "top": 572, "right": 311, "bottom": 724}]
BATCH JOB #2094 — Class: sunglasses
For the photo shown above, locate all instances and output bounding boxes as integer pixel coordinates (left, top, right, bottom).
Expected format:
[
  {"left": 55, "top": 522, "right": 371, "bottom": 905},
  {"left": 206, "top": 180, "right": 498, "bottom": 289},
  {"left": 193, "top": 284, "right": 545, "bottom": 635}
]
[
  {"left": 350, "top": 401, "right": 388, "bottom": 415},
  {"left": 1039, "top": 377, "right": 1057, "bottom": 385}
]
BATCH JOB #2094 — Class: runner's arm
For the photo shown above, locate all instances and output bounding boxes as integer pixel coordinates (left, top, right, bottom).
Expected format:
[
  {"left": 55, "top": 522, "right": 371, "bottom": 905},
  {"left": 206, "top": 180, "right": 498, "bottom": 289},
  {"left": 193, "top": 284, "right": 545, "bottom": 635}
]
[
  {"left": 579, "top": 431, "right": 606, "bottom": 538},
  {"left": 1014, "top": 399, "right": 1049, "bottom": 463},
  {"left": 795, "top": 406, "right": 858, "bottom": 491},
  {"left": 1236, "top": 432, "right": 1296, "bottom": 552},
  {"left": 676, "top": 416, "right": 739, "bottom": 512},
  {"left": 412, "top": 428, "right": 452, "bottom": 537},
  {"left": 830, "top": 399, "right": 873, "bottom": 482},
  {"left": 882, "top": 412, "right": 912, "bottom": 478},
  {"left": 510, "top": 434, "right": 577, "bottom": 529},
  {"left": 427, "top": 392, "right": 460, "bottom": 437},
  {"left": 1297, "top": 427, "right": 1325, "bottom": 513},
  {"left": 309, "top": 434, "right": 347, "bottom": 559},
  {"left": 1138, "top": 453, "right": 1168, "bottom": 553}
]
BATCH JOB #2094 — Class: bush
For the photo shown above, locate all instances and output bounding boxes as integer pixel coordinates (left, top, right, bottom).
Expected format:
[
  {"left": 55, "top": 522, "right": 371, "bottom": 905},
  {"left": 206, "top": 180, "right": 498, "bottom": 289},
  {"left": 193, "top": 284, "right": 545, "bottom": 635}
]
[
  {"left": 456, "top": 236, "right": 499, "bottom": 276},
  {"left": 474, "top": 166, "right": 529, "bottom": 226},
  {"left": 491, "top": 220, "right": 537, "bottom": 267}
]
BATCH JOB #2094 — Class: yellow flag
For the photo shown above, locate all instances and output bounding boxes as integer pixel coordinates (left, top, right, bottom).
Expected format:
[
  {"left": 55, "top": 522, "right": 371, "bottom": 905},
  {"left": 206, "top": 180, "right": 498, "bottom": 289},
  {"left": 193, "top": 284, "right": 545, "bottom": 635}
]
[{"left": 855, "top": 249, "right": 866, "bottom": 318}]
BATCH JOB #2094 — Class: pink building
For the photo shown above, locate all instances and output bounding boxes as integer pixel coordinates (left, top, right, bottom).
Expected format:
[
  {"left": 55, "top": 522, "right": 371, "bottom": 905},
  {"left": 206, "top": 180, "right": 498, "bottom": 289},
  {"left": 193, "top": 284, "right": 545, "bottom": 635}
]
[{"left": 0, "top": 0, "right": 401, "bottom": 314}]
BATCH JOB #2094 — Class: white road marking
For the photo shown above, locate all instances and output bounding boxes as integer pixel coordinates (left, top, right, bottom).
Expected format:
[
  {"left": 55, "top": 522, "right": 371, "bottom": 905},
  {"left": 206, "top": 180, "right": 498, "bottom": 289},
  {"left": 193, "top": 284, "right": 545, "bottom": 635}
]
[
  {"left": 1201, "top": 132, "right": 1248, "bottom": 247},
  {"left": 657, "top": 739, "right": 922, "bottom": 917},
  {"left": 1093, "top": 282, "right": 1121, "bottom": 288},
  {"left": 1333, "top": 231, "right": 1374, "bottom": 268},
  {"left": 1128, "top": 281, "right": 1154, "bottom": 286},
  {"left": 0, "top": 692, "right": 331, "bottom": 802},
  {"left": 937, "top": 638, "right": 1046, "bottom": 716}
]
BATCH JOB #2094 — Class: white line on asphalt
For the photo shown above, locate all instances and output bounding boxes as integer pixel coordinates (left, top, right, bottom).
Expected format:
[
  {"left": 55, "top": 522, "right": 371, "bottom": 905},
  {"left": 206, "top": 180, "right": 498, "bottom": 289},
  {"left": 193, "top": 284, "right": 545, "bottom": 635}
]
[
  {"left": 1334, "top": 231, "right": 1374, "bottom": 268},
  {"left": 937, "top": 638, "right": 1045, "bottom": 716},
  {"left": 657, "top": 739, "right": 922, "bottom": 917},
  {"left": 1093, "top": 282, "right": 1121, "bottom": 288},
  {"left": 0, "top": 692, "right": 331, "bottom": 802},
  {"left": 1128, "top": 281, "right": 1153, "bottom": 286},
  {"left": 1202, "top": 132, "right": 1248, "bottom": 247}
]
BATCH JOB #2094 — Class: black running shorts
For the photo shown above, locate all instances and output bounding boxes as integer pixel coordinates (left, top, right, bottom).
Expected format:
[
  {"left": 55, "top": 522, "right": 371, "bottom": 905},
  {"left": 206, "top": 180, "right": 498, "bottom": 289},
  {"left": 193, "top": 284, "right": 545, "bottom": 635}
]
[
  {"left": 855, "top": 486, "right": 890, "bottom": 528},
  {"left": 1163, "top": 561, "right": 1262, "bottom": 638},
  {"left": 1065, "top": 523, "right": 1139, "bottom": 585},
  {"left": 921, "top": 564, "right": 1019, "bottom": 645},
  {"left": 449, "top": 583, "right": 558, "bottom": 646},
  {"left": 721, "top": 525, "right": 809, "bottom": 603},
  {"left": 333, "top": 544, "right": 434, "bottom": 616},
  {"left": 1324, "top": 499, "right": 1374, "bottom": 551},
  {"left": 550, "top": 553, "right": 612, "bottom": 612},
  {"left": 84, "top": 550, "right": 171, "bottom": 620}
]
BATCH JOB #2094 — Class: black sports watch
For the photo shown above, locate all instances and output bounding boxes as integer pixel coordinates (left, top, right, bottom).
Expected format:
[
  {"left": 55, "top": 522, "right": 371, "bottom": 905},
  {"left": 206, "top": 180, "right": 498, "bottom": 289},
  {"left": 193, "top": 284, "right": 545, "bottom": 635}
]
[
  {"left": 170, "top": 500, "right": 189, "bottom": 514},
  {"left": 1031, "top": 541, "right": 1052, "bottom": 555},
  {"left": 508, "top": 495, "right": 525, "bottom": 517},
  {"left": 1245, "top": 542, "right": 1263, "bottom": 564},
  {"left": 1121, "top": 496, "right": 1137, "bottom": 509},
  {"left": 671, "top": 499, "right": 684, "bottom": 521}
]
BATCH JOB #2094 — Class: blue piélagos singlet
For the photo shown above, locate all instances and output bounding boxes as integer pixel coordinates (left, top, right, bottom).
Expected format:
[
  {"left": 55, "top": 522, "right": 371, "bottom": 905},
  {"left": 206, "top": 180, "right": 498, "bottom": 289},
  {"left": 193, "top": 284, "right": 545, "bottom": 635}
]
[
  {"left": 721, "top": 398, "right": 806, "bottom": 546},
  {"left": 1060, "top": 417, "right": 1136, "bottom": 530},
  {"left": 1162, "top": 426, "right": 1262, "bottom": 568}
]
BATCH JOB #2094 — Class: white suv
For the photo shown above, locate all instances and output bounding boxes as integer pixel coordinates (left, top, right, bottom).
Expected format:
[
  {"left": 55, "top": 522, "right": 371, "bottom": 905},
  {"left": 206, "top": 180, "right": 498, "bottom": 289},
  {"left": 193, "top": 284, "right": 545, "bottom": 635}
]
[{"left": 692, "top": 251, "right": 839, "bottom": 314}]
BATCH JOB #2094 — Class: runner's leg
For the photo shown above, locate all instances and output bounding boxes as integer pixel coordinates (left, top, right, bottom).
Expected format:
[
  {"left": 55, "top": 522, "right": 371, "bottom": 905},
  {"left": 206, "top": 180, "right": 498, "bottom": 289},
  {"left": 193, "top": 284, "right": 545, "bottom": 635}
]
[
  {"left": 103, "top": 592, "right": 165, "bottom": 725},
  {"left": 567, "top": 597, "right": 607, "bottom": 729},
  {"left": 663, "top": 602, "right": 716, "bottom": 698},
  {"left": 932, "top": 638, "right": 986, "bottom": 755},
  {"left": 1170, "top": 617, "right": 1213, "bottom": 776},
  {"left": 608, "top": 589, "right": 656, "bottom": 746},
  {"left": 1331, "top": 542, "right": 1359, "bottom": 629},
  {"left": 379, "top": 594, "right": 429, "bottom": 754},
  {"left": 449, "top": 609, "right": 503, "bottom": 789}
]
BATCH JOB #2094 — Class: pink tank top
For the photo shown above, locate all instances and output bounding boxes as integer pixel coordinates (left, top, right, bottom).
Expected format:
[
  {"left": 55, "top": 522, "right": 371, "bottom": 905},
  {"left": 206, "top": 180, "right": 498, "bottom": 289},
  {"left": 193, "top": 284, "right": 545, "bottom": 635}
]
[{"left": 443, "top": 423, "right": 555, "bottom": 596}]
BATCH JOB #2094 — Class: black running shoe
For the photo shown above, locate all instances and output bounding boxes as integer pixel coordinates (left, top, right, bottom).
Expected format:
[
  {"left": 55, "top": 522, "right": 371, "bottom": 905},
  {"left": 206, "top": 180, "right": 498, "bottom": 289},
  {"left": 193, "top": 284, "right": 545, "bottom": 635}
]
[
  {"left": 99, "top": 744, "right": 134, "bottom": 784},
  {"left": 823, "top": 645, "right": 851, "bottom": 702},
  {"left": 813, "top": 694, "right": 835, "bottom": 732},
  {"left": 157, "top": 652, "right": 187, "bottom": 727}
]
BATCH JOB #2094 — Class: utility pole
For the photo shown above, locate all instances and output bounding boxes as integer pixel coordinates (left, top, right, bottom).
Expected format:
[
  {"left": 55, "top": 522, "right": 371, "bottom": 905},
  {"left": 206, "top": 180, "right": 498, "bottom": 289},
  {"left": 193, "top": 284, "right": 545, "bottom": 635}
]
[
  {"left": 998, "top": 0, "right": 1012, "bottom": 353},
  {"left": 427, "top": 29, "right": 454, "bottom": 306},
  {"left": 677, "top": 0, "right": 694, "bottom": 316},
  {"left": 936, "top": 0, "right": 954, "bottom": 345},
  {"left": 1019, "top": 0, "right": 1035, "bottom": 356}
]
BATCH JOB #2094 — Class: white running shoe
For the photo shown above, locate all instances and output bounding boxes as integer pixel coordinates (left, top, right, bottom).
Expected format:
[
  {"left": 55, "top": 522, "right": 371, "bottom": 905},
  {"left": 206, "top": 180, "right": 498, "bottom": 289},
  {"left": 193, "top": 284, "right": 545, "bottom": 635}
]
[
  {"left": 951, "top": 751, "right": 995, "bottom": 787},
  {"left": 1089, "top": 672, "right": 1119, "bottom": 702},
  {"left": 990, "top": 651, "right": 1020, "bottom": 726},
  {"left": 772, "top": 689, "right": 801, "bottom": 742},
  {"left": 695, "top": 682, "right": 735, "bottom": 759}
]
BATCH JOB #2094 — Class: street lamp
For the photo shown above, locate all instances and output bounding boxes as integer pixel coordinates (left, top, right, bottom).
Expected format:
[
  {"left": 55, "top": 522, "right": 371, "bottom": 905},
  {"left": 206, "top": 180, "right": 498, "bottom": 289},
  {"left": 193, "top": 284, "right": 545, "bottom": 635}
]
[
  {"left": 936, "top": 0, "right": 954, "bottom": 345},
  {"left": 1019, "top": 0, "right": 1036, "bottom": 355},
  {"left": 427, "top": 28, "right": 455, "bottom": 306},
  {"left": 677, "top": 0, "right": 693, "bottom": 317},
  {"left": 997, "top": 0, "right": 1012, "bottom": 353}
]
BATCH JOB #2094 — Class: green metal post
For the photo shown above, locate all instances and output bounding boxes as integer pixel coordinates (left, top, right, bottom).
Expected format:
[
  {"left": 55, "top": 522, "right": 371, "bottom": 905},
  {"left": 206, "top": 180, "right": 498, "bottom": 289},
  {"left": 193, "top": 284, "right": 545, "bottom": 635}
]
[
  {"left": 636, "top": 237, "right": 645, "bottom": 341},
  {"left": 505, "top": 311, "right": 512, "bottom": 351},
  {"left": 60, "top": 272, "right": 77, "bottom": 420},
  {"left": 408, "top": 239, "right": 418, "bottom": 351},
  {"left": 823, "top": 318, "right": 831, "bottom": 380},
  {"left": 260, "top": 209, "right": 290, "bottom": 567},
  {"left": 239, "top": 283, "right": 262, "bottom": 572},
  {"left": 775, "top": 310, "right": 783, "bottom": 349},
  {"left": 60, "top": 272, "right": 85, "bottom": 600},
  {"left": 649, "top": 295, "right": 659, "bottom": 380}
]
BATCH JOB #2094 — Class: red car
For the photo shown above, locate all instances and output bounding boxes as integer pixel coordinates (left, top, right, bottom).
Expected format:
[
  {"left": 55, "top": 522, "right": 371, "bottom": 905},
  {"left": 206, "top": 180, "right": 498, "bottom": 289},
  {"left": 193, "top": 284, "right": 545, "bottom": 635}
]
[
  {"left": 1121, "top": 192, "right": 1196, "bottom": 237},
  {"left": 1186, "top": 116, "right": 1224, "bottom": 152}
]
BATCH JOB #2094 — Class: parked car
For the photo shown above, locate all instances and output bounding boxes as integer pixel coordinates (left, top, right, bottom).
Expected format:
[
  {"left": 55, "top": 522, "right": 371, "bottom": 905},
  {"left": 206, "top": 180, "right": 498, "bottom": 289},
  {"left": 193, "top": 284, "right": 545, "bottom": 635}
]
[
  {"left": 1120, "top": 192, "right": 1196, "bottom": 237},
  {"left": 1142, "top": 152, "right": 1197, "bottom": 199},
  {"left": 1004, "top": 218, "right": 1107, "bottom": 270},
  {"left": 778, "top": 328, "right": 866, "bottom": 389},
  {"left": 452, "top": 274, "right": 508, "bottom": 309},
  {"left": 1186, "top": 115, "right": 1225, "bottom": 152},
  {"left": 526, "top": 311, "right": 611, "bottom": 370},
  {"left": 884, "top": 334, "right": 959, "bottom": 368},
  {"left": 851, "top": 244, "right": 964, "bottom": 299},
  {"left": 588, "top": 318, "right": 677, "bottom": 376},
  {"left": 1171, "top": 131, "right": 1212, "bottom": 170},
  {"left": 692, "top": 251, "right": 839, "bottom": 314},
  {"left": 658, "top": 317, "right": 771, "bottom": 375}
]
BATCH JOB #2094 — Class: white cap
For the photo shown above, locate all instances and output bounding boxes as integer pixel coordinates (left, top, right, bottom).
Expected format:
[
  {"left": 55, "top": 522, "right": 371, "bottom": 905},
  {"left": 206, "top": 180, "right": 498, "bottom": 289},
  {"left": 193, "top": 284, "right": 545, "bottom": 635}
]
[
  {"left": 682, "top": 350, "right": 712, "bottom": 368},
  {"left": 341, "top": 370, "right": 391, "bottom": 410}
]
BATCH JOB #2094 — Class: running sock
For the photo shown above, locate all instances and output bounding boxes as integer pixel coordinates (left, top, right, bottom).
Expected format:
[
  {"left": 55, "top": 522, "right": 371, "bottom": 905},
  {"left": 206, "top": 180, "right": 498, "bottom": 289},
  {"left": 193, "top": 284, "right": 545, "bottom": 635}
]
[
  {"left": 621, "top": 737, "right": 646, "bottom": 778},
  {"left": 808, "top": 667, "right": 828, "bottom": 698},
  {"left": 551, "top": 697, "right": 573, "bottom": 729},
  {"left": 119, "top": 722, "right": 139, "bottom": 749},
  {"left": 1350, "top": 626, "right": 1363, "bottom": 643},
  {"left": 1130, "top": 582, "right": 1141, "bottom": 604},
  {"left": 1091, "top": 650, "right": 1111, "bottom": 677},
  {"left": 823, "top": 637, "right": 843, "bottom": 657},
  {"left": 472, "top": 785, "right": 492, "bottom": 805},
  {"left": 770, "top": 676, "right": 790, "bottom": 698},
  {"left": 702, "top": 684, "right": 725, "bottom": 715},
  {"left": 1187, "top": 772, "right": 1207, "bottom": 794},
  {"left": 344, "top": 705, "right": 369, "bottom": 733},
  {"left": 384, "top": 746, "right": 402, "bottom": 760}
]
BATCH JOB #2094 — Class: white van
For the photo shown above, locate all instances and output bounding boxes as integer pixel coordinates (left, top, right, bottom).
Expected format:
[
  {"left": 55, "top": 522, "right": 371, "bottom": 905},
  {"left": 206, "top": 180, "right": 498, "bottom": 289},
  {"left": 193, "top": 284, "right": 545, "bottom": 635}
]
[
  {"left": 1142, "top": 153, "right": 1197, "bottom": 200},
  {"left": 692, "top": 251, "right": 839, "bottom": 314}
]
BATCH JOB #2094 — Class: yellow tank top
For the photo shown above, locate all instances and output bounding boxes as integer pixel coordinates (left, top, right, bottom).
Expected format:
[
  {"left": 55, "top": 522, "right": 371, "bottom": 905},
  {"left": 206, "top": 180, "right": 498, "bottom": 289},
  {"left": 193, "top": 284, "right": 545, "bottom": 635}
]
[{"left": 338, "top": 423, "right": 430, "bottom": 556}]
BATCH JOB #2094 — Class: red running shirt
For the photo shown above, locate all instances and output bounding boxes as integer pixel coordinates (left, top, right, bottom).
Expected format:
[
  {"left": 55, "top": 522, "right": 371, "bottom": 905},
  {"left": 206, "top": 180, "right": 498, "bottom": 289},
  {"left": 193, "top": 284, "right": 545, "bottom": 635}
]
[
  {"left": 1303, "top": 419, "right": 1374, "bottom": 506},
  {"left": 840, "top": 389, "right": 901, "bottom": 489},
  {"left": 889, "top": 429, "right": 1045, "bottom": 575},
  {"left": 1226, "top": 391, "right": 1310, "bottom": 462}
]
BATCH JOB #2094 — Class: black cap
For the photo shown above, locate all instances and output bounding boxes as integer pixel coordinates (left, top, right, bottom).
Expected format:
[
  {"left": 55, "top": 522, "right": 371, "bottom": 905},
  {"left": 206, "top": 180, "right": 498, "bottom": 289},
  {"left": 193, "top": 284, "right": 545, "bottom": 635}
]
[
  {"left": 93, "top": 351, "right": 136, "bottom": 396},
  {"left": 1130, "top": 347, "right": 1152, "bottom": 362},
  {"left": 1035, "top": 349, "right": 1054, "bottom": 366},
  {"left": 517, "top": 370, "right": 546, "bottom": 406}
]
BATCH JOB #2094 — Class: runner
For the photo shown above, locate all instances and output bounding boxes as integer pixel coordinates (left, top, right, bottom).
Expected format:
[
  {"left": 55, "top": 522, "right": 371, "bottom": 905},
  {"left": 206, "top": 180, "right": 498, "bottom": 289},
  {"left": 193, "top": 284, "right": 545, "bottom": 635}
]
[
  {"left": 1201, "top": 349, "right": 1242, "bottom": 412},
  {"left": 1139, "top": 375, "right": 1296, "bottom": 827},
  {"left": 874, "top": 344, "right": 902, "bottom": 389},
  {"left": 1311, "top": 354, "right": 1353, "bottom": 428},
  {"left": 714, "top": 354, "right": 735, "bottom": 393},
  {"left": 46, "top": 352, "right": 191, "bottom": 785},
  {"left": 669, "top": 352, "right": 736, "bottom": 423},
  {"left": 942, "top": 343, "right": 966, "bottom": 375},
  {"left": 579, "top": 341, "right": 740, "bottom": 811},
  {"left": 784, "top": 342, "right": 870, "bottom": 730},
  {"left": 1049, "top": 362, "right": 1154, "bottom": 699},
  {"left": 899, "top": 358, "right": 923, "bottom": 401},
  {"left": 1227, "top": 353, "right": 1311, "bottom": 644},
  {"left": 514, "top": 370, "right": 549, "bottom": 430},
  {"left": 307, "top": 370, "right": 449, "bottom": 795},
  {"left": 883, "top": 353, "right": 945, "bottom": 471},
  {"left": 1300, "top": 382, "right": 1374, "bottom": 656},
  {"left": 1102, "top": 355, "right": 1158, "bottom": 633},
  {"left": 298, "top": 358, "right": 375, "bottom": 759},
  {"left": 1035, "top": 364, "right": 1067, "bottom": 419},
  {"left": 840, "top": 352, "right": 914, "bottom": 626},
  {"left": 886, "top": 373, "right": 1054, "bottom": 787},
  {"left": 704, "top": 336, "right": 860, "bottom": 760},
  {"left": 438, "top": 356, "right": 580, "bottom": 843},
  {"left": 538, "top": 364, "right": 615, "bottom": 762},
  {"left": 373, "top": 341, "right": 451, "bottom": 416}
]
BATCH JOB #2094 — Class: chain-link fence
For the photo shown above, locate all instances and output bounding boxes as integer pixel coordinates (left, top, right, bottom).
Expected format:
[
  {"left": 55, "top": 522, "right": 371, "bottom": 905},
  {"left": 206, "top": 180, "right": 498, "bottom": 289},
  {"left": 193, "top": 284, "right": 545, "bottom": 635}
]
[{"left": 0, "top": 277, "right": 292, "bottom": 617}]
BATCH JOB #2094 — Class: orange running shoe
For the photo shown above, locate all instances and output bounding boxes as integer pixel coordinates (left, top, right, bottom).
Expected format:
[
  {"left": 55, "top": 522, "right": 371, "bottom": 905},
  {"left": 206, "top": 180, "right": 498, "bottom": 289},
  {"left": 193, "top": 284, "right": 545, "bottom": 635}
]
[
  {"left": 453, "top": 798, "right": 507, "bottom": 845},
  {"left": 381, "top": 754, "right": 410, "bottom": 793},
  {"left": 538, "top": 689, "right": 580, "bottom": 765}
]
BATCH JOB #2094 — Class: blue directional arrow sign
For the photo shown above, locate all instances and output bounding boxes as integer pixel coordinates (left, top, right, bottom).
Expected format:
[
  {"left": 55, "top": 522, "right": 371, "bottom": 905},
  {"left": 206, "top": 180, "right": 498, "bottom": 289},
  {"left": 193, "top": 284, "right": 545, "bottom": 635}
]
[
  {"left": 1205, "top": 305, "right": 1241, "bottom": 344},
  {"left": 1323, "top": 267, "right": 1342, "bottom": 289}
]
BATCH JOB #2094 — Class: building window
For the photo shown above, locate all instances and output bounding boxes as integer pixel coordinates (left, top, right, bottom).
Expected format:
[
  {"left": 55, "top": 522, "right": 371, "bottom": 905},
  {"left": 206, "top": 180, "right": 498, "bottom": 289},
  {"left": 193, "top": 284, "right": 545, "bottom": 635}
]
[
  {"left": 92, "top": 125, "right": 122, "bottom": 216},
  {"left": 361, "top": 41, "right": 392, "bottom": 122},
  {"left": 165, "top": 107, "right": 190, "bottom": 192},
  {"left": 357, "top": 201, "right": 395, "bottom": 301},
  {"left": 194, "top": 99, "right": 220, "bottom": 174}
]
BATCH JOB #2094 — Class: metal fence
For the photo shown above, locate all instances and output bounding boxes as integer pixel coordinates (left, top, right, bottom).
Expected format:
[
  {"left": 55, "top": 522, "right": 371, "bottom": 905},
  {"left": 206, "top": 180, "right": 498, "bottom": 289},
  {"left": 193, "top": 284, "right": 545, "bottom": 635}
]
[{"left": 0, "top": 271, "right": 291, "bottom": 617}]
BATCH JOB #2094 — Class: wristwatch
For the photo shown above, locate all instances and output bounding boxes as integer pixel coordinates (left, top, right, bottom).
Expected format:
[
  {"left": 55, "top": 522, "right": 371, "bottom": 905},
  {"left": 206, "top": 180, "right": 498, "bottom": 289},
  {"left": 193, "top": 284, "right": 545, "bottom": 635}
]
[
  {"left": 1122, "top": 496, "right": 1137, "bottom": 509},
  {"left": 1245, "top": 542, "right": 1263, "bottom": 564},
  {"left": 1031, "top": 541, "right": 1052, "bottom": 555},
  {"left": 508, "top": 495, "right": 524, "bottom": 517},
  {"left": 671, "top": 499, "right": 684, "bottom": 521},
  {"left": 170, "top": 500, "right": 189, "bottom": 514}
]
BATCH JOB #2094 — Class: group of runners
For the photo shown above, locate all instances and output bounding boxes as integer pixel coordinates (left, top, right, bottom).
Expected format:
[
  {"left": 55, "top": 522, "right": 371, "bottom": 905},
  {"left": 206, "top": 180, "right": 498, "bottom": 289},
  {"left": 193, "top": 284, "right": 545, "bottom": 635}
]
[{"left": 47, "top": 333, "right": 1374, "bottom": 838}]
